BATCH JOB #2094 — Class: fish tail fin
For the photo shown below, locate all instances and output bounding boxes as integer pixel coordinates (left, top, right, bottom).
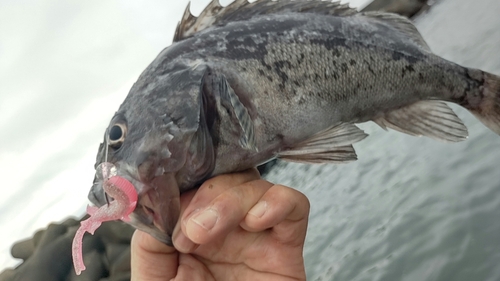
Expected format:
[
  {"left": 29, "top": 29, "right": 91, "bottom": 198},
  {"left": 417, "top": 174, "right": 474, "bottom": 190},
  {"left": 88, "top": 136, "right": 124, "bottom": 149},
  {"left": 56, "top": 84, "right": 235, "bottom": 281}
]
[{"left": 466, "top": 72, "right": 500, "bottom": 134}]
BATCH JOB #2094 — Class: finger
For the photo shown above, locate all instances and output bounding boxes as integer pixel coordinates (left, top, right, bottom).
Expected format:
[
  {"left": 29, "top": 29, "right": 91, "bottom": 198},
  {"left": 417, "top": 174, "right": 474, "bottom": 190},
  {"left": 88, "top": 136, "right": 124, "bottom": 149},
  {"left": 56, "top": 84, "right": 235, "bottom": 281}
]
[
  {"left": 172, "top": 254, "right": 214, "bottom": 281},
  {"left": 130, "top": 230, "right": 178, "bottom": 281},
  {"left": 241, "top": 184, "right": 310, "bottom": 245},
  {"left": 181, "top": 168, "right": 261, "bottom": 220},
  {"left": 182, "top": 179, "right": 274, "bottom": 245},
  {"left": 172, "top": 189, "right": 199, "bottom": 253},
  {"left": 173, "top": 168, "right": 261, "bottom": 251}
]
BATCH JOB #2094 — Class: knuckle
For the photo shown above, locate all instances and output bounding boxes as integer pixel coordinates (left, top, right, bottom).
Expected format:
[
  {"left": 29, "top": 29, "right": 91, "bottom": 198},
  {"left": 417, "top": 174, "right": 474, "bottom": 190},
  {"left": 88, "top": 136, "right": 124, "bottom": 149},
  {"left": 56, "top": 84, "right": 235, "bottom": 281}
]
[
  {"left": 298, "top": 191, "right": 310, "bottom": 209},
  {"left": 270, "top": 184, "right": 310, "bottom": 217},
  {"left": 272, "top": 184, "right": 308, "bottom": 202},
  {"left": 225, "top": 185, "right": 246, "bottom": 204}
]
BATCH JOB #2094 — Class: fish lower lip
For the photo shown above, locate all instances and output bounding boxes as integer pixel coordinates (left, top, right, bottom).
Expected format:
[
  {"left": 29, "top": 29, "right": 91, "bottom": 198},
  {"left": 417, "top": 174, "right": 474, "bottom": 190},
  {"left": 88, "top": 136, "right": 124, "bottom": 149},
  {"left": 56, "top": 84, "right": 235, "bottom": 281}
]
[
  {"left": 132, "top": 193, "right": 175, "bottom": 245},
  {"left": 136, "top": 198, "right": 153, "bottom": 223},
  {"left": 137, "top": 190, "right": 165, "bottom": 230},
  {"left": 131, "top": 202, "right": 173, "bottom": 245}
]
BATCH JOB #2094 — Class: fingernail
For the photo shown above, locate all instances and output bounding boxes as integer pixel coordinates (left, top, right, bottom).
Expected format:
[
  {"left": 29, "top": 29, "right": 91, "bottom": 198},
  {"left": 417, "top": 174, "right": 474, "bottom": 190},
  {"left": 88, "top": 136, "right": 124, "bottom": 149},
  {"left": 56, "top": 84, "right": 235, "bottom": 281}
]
[
  {"left": 191, "top": 208, "right": 219, "bottom": 231},
  {"left": 172, "top": 227, "right": 196, "bottom": 253},
  {"left": 183, "top": 208, "right": 200, "bottom": 226},
  {"left": 248, "top": 201, "right": 267, "bottom": 218}
]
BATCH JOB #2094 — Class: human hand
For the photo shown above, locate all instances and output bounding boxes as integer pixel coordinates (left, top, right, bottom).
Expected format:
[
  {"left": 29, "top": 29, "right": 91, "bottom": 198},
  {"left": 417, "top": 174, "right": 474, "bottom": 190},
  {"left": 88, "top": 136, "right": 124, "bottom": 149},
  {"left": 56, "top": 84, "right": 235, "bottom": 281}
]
[{"left": 131, "top": 168, "right": 310, "bottom": 281}]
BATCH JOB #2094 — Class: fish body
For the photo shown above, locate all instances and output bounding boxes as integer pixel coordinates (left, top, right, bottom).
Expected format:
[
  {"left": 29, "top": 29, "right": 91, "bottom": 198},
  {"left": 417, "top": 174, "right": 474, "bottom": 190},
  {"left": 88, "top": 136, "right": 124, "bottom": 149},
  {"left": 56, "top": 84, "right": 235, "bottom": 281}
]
[{"left": 88, "top": 0, "right": 500, "bottom": 244}]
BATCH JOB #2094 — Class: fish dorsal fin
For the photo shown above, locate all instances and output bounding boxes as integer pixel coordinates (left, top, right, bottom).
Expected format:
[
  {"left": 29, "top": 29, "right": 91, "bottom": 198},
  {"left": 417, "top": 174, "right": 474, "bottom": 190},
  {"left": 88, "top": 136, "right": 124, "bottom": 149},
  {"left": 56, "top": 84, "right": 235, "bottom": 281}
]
[
  {"left": 278, "top": 123, "right": 368, "bottom": 164},
  {"left": 373, "top": 100, "right": 468, "bottom": 142},
  {"left": 174, "top": 0, "right": 358, "bottom": 42},
  {"left": 217, "top": 74, "right": 258, "bottom": 151},
  {"left": 174, "top": 0, "right": 223, "bottom": 42},
  {"left": 360, "top": 11, "right": 431, "bottom": 50}
]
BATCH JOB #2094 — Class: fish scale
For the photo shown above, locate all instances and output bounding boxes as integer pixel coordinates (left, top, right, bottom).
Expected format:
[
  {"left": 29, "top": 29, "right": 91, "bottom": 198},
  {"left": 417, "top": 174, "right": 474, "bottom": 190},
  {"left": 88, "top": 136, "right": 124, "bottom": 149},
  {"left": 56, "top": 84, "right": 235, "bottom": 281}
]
[{"left": 87, "top": 0, "right": 500, "bottom": 245}]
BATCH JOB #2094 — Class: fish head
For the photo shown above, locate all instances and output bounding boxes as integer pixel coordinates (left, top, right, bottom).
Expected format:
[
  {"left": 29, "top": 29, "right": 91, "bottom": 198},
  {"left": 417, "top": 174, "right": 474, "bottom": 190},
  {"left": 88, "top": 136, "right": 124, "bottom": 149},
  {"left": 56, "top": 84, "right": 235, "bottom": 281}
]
[{"left": 88, "top": 61, "right": 215, "bottom": 245}]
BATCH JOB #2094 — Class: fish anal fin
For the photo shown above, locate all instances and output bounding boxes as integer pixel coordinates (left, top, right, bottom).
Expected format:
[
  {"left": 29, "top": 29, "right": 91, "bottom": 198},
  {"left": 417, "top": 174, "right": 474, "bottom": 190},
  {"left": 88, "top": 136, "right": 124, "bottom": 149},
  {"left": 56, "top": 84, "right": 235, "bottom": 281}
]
[
  {"left": 373, "top": 100, "right": 469, "bottom": 142},
  {"left": 278, "top": 123, "right": 368, "bottom": 164},
  {"left": 361, "top": 11, "right": 431, "bottom": 50},
  {"left": 174, "top": 0, "right": 358, "bottom": 42}
]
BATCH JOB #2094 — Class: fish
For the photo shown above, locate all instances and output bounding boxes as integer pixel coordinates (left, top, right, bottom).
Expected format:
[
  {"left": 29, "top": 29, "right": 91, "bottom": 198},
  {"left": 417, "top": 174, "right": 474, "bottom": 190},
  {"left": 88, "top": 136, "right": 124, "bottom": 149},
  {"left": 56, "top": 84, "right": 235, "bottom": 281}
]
[{"left": 87, "top": 0, "right": 500, "bottom": 245}]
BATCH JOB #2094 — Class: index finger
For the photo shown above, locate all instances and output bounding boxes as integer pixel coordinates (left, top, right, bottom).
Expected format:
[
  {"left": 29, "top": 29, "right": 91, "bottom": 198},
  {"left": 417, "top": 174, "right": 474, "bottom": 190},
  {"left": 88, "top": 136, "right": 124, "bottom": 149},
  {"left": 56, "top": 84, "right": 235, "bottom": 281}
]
[{"left": 171, "top": 169, "right": 261, "bottom": 250}]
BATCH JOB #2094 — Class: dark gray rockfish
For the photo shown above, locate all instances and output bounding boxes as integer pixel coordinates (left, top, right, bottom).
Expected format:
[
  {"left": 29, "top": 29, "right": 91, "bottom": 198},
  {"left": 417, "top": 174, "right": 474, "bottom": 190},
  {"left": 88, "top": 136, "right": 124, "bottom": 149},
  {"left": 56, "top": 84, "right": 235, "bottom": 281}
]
[{"left": 88, "top": 0, "right": 500, "bottom": 244}]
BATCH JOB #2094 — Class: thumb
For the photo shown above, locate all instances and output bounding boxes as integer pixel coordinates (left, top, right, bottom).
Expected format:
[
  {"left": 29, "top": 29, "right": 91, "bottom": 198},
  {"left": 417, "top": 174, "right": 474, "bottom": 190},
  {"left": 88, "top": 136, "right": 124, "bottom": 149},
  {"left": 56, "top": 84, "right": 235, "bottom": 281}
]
[{"left": 131, "top": 230, "right": 178, "bottom": 281}]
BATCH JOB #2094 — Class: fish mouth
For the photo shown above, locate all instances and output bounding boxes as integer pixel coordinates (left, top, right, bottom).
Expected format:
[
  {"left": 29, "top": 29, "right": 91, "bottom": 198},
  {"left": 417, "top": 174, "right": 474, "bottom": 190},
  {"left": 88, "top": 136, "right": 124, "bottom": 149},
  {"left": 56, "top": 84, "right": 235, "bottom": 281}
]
[
  {"left": 133, "top": 179, "right": 181, "bottom": 245},
  {"left": 88, "top": 173, "right": 180, "bottom": 246}
]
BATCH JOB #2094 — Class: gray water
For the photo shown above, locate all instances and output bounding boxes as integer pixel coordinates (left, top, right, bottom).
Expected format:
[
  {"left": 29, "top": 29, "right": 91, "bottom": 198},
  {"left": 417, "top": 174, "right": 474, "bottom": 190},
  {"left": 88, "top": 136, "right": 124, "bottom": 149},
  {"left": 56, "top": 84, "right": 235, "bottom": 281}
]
[{"left": 265, "top": 0, "right": 500, "bottom": 280}]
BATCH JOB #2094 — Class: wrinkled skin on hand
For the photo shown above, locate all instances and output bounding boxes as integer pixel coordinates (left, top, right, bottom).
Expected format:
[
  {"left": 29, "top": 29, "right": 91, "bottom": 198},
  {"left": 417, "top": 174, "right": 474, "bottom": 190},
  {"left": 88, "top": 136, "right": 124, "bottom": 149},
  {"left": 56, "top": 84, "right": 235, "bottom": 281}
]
[{"left": 131, "top": 169, "right": 309, "bottom": 281}]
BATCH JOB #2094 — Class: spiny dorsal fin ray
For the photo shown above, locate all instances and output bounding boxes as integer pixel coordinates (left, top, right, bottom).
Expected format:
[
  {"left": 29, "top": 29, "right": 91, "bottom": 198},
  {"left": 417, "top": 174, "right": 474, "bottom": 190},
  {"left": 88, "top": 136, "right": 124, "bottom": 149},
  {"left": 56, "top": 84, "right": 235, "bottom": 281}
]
[
  {"left": 278, "top": 123, "right": 368, "bottom": 164},
  {"left": 174, "top": 2, "right": 196, "bottom": 42},
  {"left": 360, "top": 11, "right": 431, "bottom": 50},
  {"left": 174, "top": 0, "right": 358, "bottom": 42},
  {"left": 373, "top": 100, "right": 468, "bottom": 142}
]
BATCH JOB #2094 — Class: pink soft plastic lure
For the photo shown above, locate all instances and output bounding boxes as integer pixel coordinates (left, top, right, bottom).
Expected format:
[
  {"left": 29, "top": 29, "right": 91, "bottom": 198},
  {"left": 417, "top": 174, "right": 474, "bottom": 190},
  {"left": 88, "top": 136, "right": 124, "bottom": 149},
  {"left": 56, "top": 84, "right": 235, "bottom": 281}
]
[{"left": 72, "top": 175, "right": 137, "bottom": 275}]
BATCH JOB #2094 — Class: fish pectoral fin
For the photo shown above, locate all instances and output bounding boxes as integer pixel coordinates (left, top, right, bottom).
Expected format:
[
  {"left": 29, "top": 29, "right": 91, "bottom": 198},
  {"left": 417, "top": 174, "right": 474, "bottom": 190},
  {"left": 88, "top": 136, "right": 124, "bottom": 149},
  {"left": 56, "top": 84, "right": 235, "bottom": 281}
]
[
  {"left": 361, "top": 11, "right": 431, "bottom": 51},
  {"left": 373, "top": 100, "right": 468, "bottom": 142},
  {"left": 279, "top": 145, "right": 358, "bottom": 164},
  {"left": 278, "top": 123, "right": 368, "bottom": 164},
  {"left": 218, "top": 74, "right": 258, "bottom": 151}
]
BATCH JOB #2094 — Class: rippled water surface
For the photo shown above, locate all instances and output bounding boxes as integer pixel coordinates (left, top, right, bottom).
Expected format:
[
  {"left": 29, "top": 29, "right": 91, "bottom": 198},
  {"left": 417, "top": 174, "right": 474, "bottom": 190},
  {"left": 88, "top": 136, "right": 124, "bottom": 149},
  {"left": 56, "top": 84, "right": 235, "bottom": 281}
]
[{"left": 265, "top": 0, "right": 500, "bottom": 280}]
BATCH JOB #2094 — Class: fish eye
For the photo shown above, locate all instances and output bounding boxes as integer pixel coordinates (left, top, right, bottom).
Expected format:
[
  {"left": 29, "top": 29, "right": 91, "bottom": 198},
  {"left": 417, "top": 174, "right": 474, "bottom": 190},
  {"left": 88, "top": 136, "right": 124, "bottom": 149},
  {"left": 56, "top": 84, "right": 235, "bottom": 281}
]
[{"left": 108, "top": 123, "right": 127, "bottom": 149}]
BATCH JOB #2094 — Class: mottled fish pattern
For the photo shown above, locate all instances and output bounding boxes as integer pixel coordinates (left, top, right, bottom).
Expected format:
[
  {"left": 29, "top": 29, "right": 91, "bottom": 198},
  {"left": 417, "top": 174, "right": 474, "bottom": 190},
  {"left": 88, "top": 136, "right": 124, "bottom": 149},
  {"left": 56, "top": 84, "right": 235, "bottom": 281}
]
[{"left": 88, "top": 0, "right": 500, "bottom": 244}]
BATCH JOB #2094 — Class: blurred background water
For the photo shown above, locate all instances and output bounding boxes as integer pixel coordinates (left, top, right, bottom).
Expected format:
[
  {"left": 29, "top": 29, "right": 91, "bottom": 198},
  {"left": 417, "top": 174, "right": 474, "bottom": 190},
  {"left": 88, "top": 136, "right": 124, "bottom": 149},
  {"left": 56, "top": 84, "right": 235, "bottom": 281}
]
[{"left": 1, "top": 0, "right": 499, "bottom": 280}]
